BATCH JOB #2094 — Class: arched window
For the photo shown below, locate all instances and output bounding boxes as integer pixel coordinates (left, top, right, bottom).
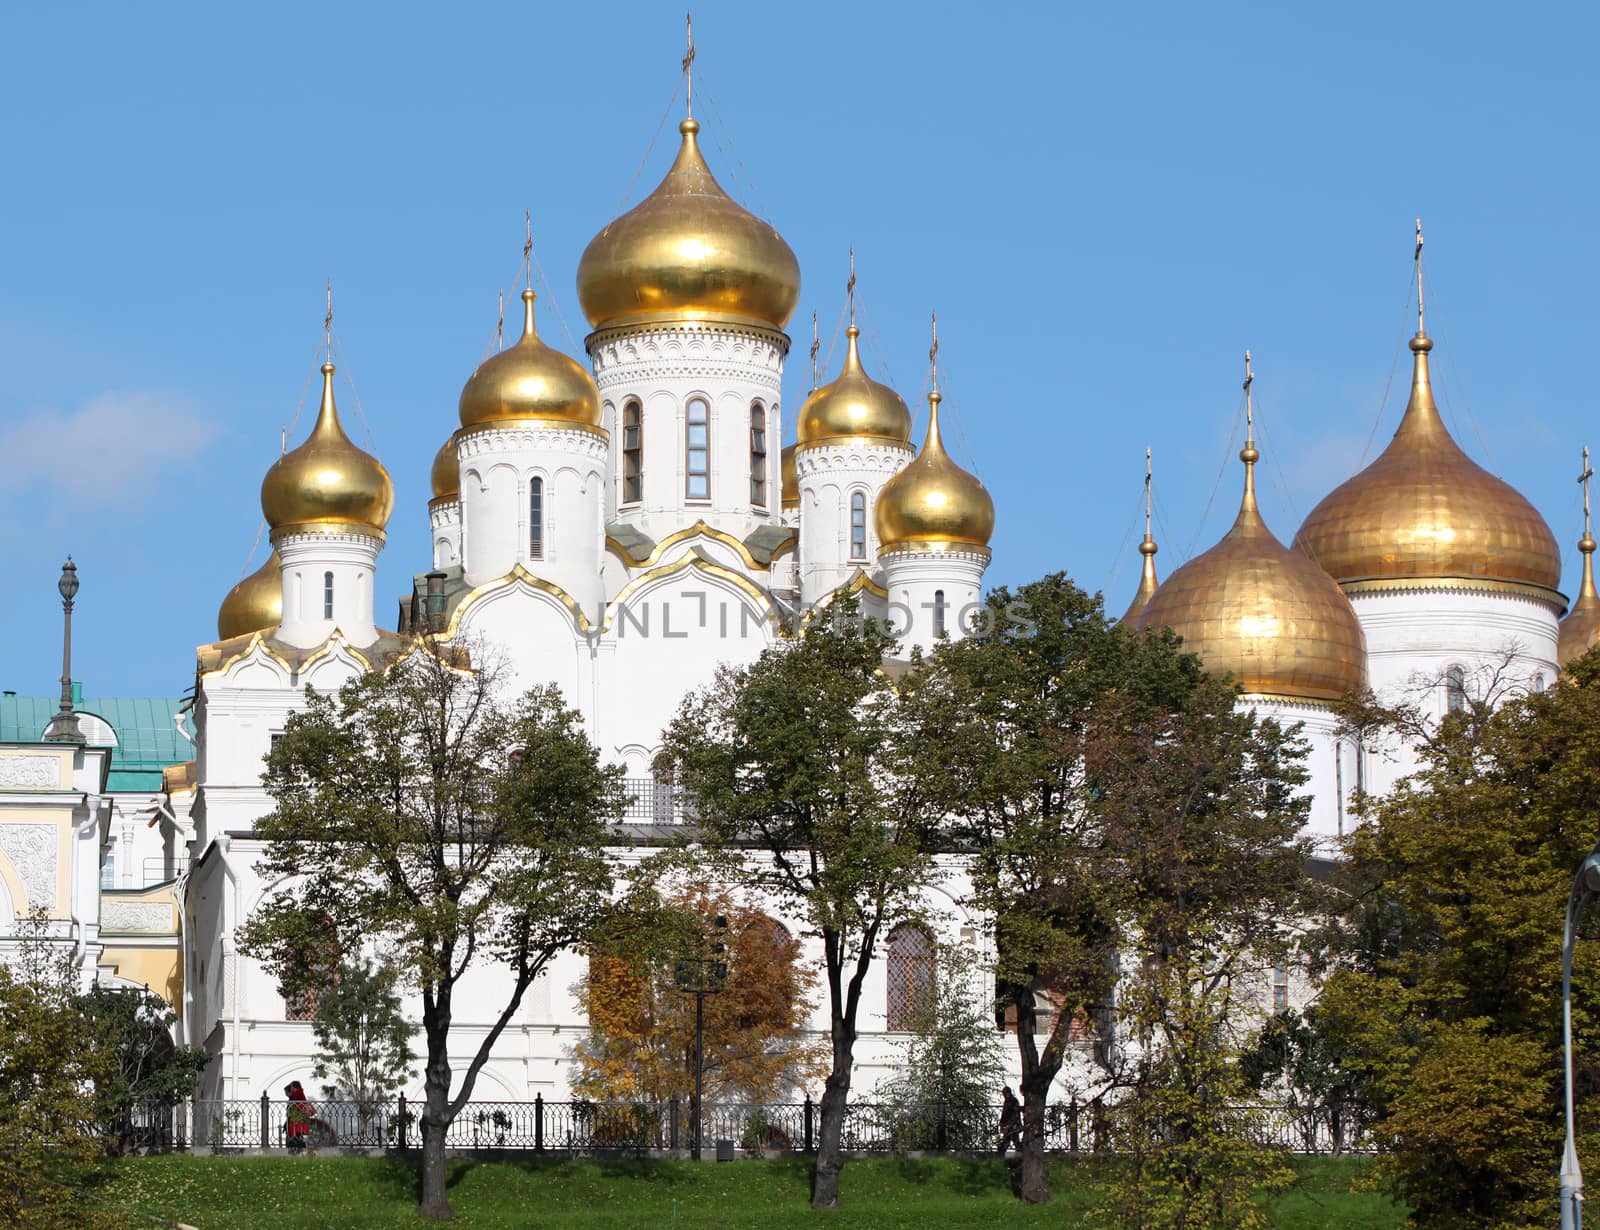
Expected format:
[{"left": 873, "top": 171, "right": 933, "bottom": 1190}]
[
  {"left": 885, "top": 923, "right": 936, "bottom": 1030},
  {"left": 622, "top": 400, "right": 643, "bottom": 504},
  {"left": 932, "top": 589, "right": 947, "bottom": 639},
  {"left": 322, "top": 572, "right": 334, "bottom": 619},
  {"left": 849, "top": 492, "right": 867, "bottom": 561},
  {"left": 529, "top": 477, "right": 544, "bottom": 560},
  {"left": 686, "top": 398, "right": 710, "bottom": 500},
  {"left": 1445, "top": 664, "right": 1467, "bottom": 714},
  {"left": 1533, "top": 673, "right": 1547, "bottom": 694},
  {"left": 750, "top": 404, "right": 768, "bottom": 507}
]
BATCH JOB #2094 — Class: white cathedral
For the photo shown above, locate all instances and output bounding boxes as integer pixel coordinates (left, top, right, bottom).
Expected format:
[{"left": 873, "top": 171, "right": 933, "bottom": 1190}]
[{"left": 2, "top": 88, "right": 1596, "bottom": 1108}]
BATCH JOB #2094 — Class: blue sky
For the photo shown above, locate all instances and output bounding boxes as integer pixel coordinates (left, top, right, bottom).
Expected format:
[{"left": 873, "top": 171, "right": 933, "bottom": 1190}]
[{"left": 1, "top": 1, "right": 1596, "bottom": 697}]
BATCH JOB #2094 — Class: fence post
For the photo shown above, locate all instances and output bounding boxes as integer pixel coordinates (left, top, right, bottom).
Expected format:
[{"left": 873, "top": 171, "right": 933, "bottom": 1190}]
[
  {"left": 669, "top": 1097, "right": 680, "bottom": 1152},
  {"left": 936, "top": 1102, "right": 948, "bottom": 1152},
  {"left": 1068, "top": 1096, "right": 1079, "bottom": 1154},
  {"left": 534, "top": 1093, "right": 544, "bottom": 1153},
  {"left": 397, "top": 1093, "right": 408, "bottom": 1151},
  {"left": 804, "top": 1095, "right": 814, "bottom": 1154},
  {"left": 260, "top": 1092, "right": 271, "bottom": 1149}
]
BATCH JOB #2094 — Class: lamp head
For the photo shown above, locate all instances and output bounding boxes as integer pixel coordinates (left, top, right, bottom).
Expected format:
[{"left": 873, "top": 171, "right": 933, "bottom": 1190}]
[{"left": 57, "top": 557, "right": 79, "bottom": 603}]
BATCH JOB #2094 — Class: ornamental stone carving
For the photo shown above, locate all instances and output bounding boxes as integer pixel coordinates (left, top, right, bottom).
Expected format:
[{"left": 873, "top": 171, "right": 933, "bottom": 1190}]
[
  {"left": 0, "top": 822, "right": 57, "bottom": 909},
  {"left": 101, "top": 901, "right": 176, "bottom": 933},
  {"left": 0, "top": 755, "right": 62, "bottom": 789}
]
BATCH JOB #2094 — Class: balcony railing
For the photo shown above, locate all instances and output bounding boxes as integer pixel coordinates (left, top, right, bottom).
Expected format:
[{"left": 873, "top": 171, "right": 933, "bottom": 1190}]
[{"left": 618, "top": 778, "right": 695, "bottom": 825}]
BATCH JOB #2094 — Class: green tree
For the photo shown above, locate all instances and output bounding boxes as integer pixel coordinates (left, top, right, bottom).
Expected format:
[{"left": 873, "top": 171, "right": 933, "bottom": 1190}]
[
  {"left": 661, "top": 598, "right": 940, "bottom": 1209},
  {"left": 1240, "top": 1006, "right": 1373, "bottom": 1154},
  {"left": 76, "top": 982, "right": 209, "bottom": 1153},
  {"left": 904, "top": 573, "right": 1206, "bottom": 1202},
  {"left": 0, "top": 912, "right": 120, "bottom": 1230},
  {"left": 1317, "top": 648, "right": 1600, "bottom": 1226},
  {"left": 873, "top": 945, "right": 1006, "bottom": 1151},
  {"left": 238, "top": 645, "right": 625, "bottom": 1221},
  {"left": 310, "top": 957, "right": 415, "bottom": 1138}
]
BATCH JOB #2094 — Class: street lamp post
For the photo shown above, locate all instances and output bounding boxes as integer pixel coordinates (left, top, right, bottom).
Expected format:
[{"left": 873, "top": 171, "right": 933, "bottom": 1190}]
[
  {"left": 1560, "top": 842, "right": 1600, "bottom": 1230},
  {"left": 674, "top": 914, "right": 728, "bottom": 1161},
  {"left": 43, "top": 557, "right": 84, "bottom": 744}
]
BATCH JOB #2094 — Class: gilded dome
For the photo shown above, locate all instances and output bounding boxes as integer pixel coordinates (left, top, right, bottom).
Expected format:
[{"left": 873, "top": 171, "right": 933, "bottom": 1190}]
[
  {"left": 430, "top": 435, "right": 460, "bottom": 501},
  {"left": 1559, "top": 535, "right": 1600, "bottom": 665},
  {"left": 459, "top": 290, "right": 601, "bottom": 430},
  {"left": 261, "top": 363, "right": 394, "bottom": 538},
  {"left": 780, "top": 442, "right": 799, "bottom": 510},
  {"left": 875, "top": 391, "right": 995, "bottom": 551},
  {"left": 1138, "top": 445, "right": 1366, "bottom": 702},
  {"left": 216, "top": 551, "right": 282, "bottom": 641},
  {"left": 795, "top": 326, "right": 913, "bottom": 448},
  {"left": 1293, "top": 333, "right": 1562, "bottom": 595},
  {"left": 576, "top": 118, "right": 800, "bottom": 332}
]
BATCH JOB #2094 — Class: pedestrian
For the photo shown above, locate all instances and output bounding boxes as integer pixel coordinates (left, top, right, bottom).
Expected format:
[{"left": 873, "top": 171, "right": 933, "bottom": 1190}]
[
  {"left": 285, "top": 1081, "right": 315, "bottom": 1152},
  {"left": 997, "top": 1085, "right": 1022, "bottom": 1155}
]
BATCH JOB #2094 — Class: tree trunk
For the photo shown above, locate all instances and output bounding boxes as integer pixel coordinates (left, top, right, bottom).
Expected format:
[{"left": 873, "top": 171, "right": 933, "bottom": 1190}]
[
  {"left": 1018, "top": 1067, "right": 1052, "bottom": 1204},
  {"left": 810, "top": 1034, "right": 855, "bottom": 1209},
  {"left": 417, "top": 1028, "right": 454, "bottom": 1221}
]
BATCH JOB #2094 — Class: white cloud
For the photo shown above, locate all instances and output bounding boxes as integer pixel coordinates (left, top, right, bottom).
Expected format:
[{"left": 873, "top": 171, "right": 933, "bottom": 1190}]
[{"left": 0, "top": 391, "right": 218, "bottom": 503}]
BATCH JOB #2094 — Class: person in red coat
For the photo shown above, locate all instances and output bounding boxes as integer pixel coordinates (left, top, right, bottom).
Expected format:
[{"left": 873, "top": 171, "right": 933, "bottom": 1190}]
[{"left": 285, "top": 1081, "right": 315, "bottom": 1152}]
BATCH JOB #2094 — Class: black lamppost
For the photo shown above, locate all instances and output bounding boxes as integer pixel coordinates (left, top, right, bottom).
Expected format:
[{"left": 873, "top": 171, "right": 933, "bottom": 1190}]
[
  {"left": 1561, "top": 841, "right": 1600, "bottom": 1229},
  {"left": 43, "top": 557, "right": 84, "bottom": 744},
  {"left": 674, "top": 914, "right": 728, "bottom": 1160}
]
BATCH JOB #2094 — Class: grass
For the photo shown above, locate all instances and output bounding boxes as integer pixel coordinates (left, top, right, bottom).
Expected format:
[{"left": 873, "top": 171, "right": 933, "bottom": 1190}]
[{"left": 94, "top": 1154, "right": 1404, "bottom": 1229}]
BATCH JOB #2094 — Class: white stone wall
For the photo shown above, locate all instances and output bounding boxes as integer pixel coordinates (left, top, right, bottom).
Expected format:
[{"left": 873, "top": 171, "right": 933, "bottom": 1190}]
[
  {"left": 879, "top": 546, "right": 990, "bottom": 658},
  {"left": 430, "top": 498, "right": 461, "bottom": 570},
  {"left": 795, "top": 440, "right": 913, "bottom": 606},
  {"left": 273, "top": 529, "right": 383, "bottom": 649}
]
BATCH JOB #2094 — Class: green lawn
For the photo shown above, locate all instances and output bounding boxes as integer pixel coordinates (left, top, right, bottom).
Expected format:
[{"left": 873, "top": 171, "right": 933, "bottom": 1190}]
[{"left": 95, "top": 1155, "right": 1403, "bottom": 1229}]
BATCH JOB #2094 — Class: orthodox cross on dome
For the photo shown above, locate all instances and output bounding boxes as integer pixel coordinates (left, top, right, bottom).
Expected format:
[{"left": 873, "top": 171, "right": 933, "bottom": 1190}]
[
  {"left": 1415, "top": 217, "right": 1427, "bottom": 336},
  {"left": 928, "top": 311, "right": 940, "bottom": 391},
  {"left": 323, "top": 279, "right": 334, "bottom": 359},
  {"left": 682, "top": 12, "right": 696, "bottom": 115},
  {"left": 809, "top": 311, "right": 819, "bottom": 390},
  {"left": 846, "top": 246, "right": 857, "bottom": 326},
  {"left": 496, "top": 289, "right": 505, "bottom": 353},
  {"left": 1580, "top": 445, "right": 1594, "bottom": 541},
  {"left": 1243, "top": 348, "right": 1256, "bottom": 450},
  {"left": 1144, "top": 446, "right": 1154, "bottom": 542},
  {"left": 524, "top": 210, "right": 534, "bottom": 290}
]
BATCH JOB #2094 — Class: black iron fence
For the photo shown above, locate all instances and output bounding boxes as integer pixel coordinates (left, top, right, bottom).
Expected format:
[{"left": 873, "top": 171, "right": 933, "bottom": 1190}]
[{"left": 113, "top": 1095, "right": 1371, "bottom": 1156}]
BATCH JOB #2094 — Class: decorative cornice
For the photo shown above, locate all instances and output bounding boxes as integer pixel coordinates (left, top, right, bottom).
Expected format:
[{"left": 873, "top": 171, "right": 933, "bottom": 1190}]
[
  {"left": 879, "top": 541, "right": 993, "bottom": 564},
  {"left": 455, "top": 420, "right": 610, "bottom": 452},
  {"left": 1339, "top": 574, "right": 1567, "bottom": 616},
  {"left": 795, "top": 440, "right": 914, "bottom": 472},
  {"left": 269, "top": 524, "right": 386, "bottom": 548},
  {"left": 586, "top": 315, "right": 791, "bottom": 355}
]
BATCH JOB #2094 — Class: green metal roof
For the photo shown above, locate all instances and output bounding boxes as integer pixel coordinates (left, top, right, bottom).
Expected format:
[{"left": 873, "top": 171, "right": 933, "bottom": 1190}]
[{"left": 0, "top": 690, "right": 193, "bottom": 792}]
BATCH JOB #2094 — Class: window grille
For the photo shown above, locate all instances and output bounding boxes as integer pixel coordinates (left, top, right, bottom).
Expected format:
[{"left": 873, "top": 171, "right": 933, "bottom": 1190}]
[
  {"left": 622, "top": 401, "right": 643, "bottom": 503},
  {"left": 850, "top": 492, "right": 867, "bottom": 560},
  {"left": 750, "top": 404, "right": 767, "bottom": 506},
  {"left": 886, "top": 923, "right": 935, "bottom": 1030},
  {"left": 529, "top": 478, "right": 544, "bottom": 560},
  {"left": 686, "top": 399, "right": 710, "bottom": 500}
]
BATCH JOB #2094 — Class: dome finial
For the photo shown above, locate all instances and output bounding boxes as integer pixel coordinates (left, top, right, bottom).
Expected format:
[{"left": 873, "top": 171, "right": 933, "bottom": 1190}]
[
  {"left": 1559, "top": 444, "right": 1600, "bottom": 664},
  {"left": 1122, "top": 447, "right": 1160, "bottom": 624},
  {"left": 520, "top": 287, "right": 538, "bottom": 341},
  {"left": 1239, "top": 349, "right": 1260, "bottom": 516},
  {"left": 929, "top": 310, "right": 940, "bottom": 393},
  {"left": 323, "top": 279, "right": 334, "bottom": 361},
  {"left": 809, "top": 311, "right": 820, "bottom": 391},
  {"left": 847, "top": 246, "right": 857, "bottom": 327},
  {"left": 1415, "top": 218, "right": 1427, "bottom": 341},
  {"left": 682, "top": 11, "right": 696, "bottom": 117}
]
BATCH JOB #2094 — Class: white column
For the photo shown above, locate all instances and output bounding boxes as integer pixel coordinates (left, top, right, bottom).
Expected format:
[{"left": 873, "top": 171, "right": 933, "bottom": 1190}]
[
  {"left": 880, "top": 546, "right": 989, "bottom": 658},
  {"left": 273, "top": 529, "right": 383, "bottom": 648},
  {"left": 795, "top": 441, "right": 913, "bottom": 606}
]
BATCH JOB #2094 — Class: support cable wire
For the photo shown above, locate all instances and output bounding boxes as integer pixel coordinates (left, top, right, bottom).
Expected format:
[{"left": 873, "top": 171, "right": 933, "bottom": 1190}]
[
  {"left": 253, "top": 329, "right": 334, "bottom": 579},
  {"left": 692, "top": 71, "right": 773, "bottom": 221},
  {"left": 1103, "top": 486, "right": 1149, "bottom": 600},
  {"left": 1424, "top": 278, "right": 1497, "bottom": 469},
  {"left": 616, "top": 84, "right": 682, "bottom": 215},
  {"left": 1186, "top": 394, "right": 1245, "bottom": 562},
  {"left": 1354, "top": 267, "right": 1421, "bottom": 470}
]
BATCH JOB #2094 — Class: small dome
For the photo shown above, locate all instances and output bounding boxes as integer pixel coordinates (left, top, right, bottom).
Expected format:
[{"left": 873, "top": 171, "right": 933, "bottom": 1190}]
[
  {"left": 780, "top": 442, "right": 799, "bottom": 510},
  {"left": 875, "top": 391, "right": 994, "bottom": 550},
  {"left": 431, "top": 435, "right": 460, "bottom": 501},
  {"left": 795, "top": 326, "right": 912, "bottom": 448},
  {"left": 1560, "top": 535, "right": 1600, "bottom": 665},
  {"left": 459, "top": 291, "right": 601, "bottom": 430},
  {"left": 217, "top": 551, "right": 282, "bottom": 641},
  {"left": 1139, "top": 443, "right": 1366, "bottom": 702},
  {"left": 576, "top": 118, "right": 800, "bottom": 332},
  {"left": 1294, "top": 333, "right": 1562, "bottom": 595},
  {"left": 261, "top": 363, "right": 394, "bottom": 538}
]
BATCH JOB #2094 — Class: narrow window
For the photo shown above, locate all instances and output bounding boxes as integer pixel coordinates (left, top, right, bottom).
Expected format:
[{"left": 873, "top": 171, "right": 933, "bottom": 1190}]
[
  {"left": 932, "top": 589, "right": 947, "bottom": 638},
  {"left": 1272, "top": 963, "right": 1289, "bottom": 1012},
  {"left": 849, "top": 492, "right": 867, "bottom": 561},
  {"left": 686, "top": 398, "right": 710, "bottom": 500},
  {"left": 1533, "top": 673, "right": 1547, "bottom": 694},
  {"left": 749, "top": 404, "right": 768, "bottom": 506},
  {"left": 529, "top": 477, "right": 544, "bottom": 560},
  {"left": 101, "top": 837, "right": 117, "bottom": 890},
  {"left": 622, "top": 400, "right": 643, "bottom": 504},
  {"left": 886, "top": 923, "right": 936, "bottom": 1030},
  {"left": 322, "top": 572, "right": 334, "bottom": 619},
  {"left": 1446, "top": 664, "right": 1467, "bottom": 714}
]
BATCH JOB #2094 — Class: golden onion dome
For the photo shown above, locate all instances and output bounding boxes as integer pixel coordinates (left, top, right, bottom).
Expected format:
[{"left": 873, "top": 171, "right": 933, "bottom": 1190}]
[
  {"left": 780, "top": 442, "right": 799, "bottom": 510},
  {"left": 875, "top": 391, "right": 995, "bottom": 551},
  {"left": 430, "top": 435, "right": 460, "bottom": 501},
  {"left": 459, "top": 290, "right": 601, "bottom": 430},
  {"left": 1559, "top": 534, "right": 1600, "bottom": 665},
  {"left": 795, "top": 326, "right": 913, "bottom": 448},
  {"left": 261, "top": 363, "right": 394, "bottom": 538},
  {"left": 1293, "top": 332, "right": 1562, "bottom": 595},
  {"left": 576, "top": 118, "right": 800, "bottom": 332},
  {"left": 1121, "top": 534, "right": 1160, "bottom": 626},
  {"left": 216, "top": 551, "right": 282, "bottom": 641},
  {"left": 1138, "top": 439, "right": 1366, "bottom": 702}
]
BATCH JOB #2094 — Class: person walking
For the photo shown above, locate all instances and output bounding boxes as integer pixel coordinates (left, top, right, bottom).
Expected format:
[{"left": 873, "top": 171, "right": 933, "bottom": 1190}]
[
  {"left": 284, "top": 1081, "right": 315, "bottom": 1152},
  {"left": 997, "top": 1085, "right": 1023, "bottom": 1155}
]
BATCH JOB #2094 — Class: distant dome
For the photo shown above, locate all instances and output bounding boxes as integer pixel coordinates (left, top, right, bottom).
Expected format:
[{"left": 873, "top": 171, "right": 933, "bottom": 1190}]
[
  {"left": 458, "top": 291, "right": 601, "bottom": 430},
  {"left": 430, "top": 435, "right": 460, "bottom": 501},
  {"left": 261, "top": 364, "right": 393, "bottom": 538},
  {"left": 780, "top": 443, "right": 799, "bottom": 510},
  {"left": 217, "top": 552, "right": 281, "bottom": 641},
  {"left": 1560, "top": 535, "right": 1600, "bottom": 665},
  {"left": 576, "top": 119, "right": 800, "bottom": 332},
  {"left": 795, "top": 326, "right": 912, "bottom": 448},
  {"left": 875, "top": 392, "right": 994, "bottom": 551}
]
